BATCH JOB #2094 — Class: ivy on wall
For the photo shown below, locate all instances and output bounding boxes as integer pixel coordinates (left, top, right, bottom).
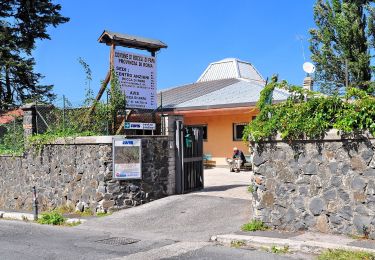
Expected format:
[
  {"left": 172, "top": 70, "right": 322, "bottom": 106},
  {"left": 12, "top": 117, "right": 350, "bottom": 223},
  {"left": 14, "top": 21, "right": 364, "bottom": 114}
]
[{"left": 243, "top": 78, "right": 375, "bottom": 142}]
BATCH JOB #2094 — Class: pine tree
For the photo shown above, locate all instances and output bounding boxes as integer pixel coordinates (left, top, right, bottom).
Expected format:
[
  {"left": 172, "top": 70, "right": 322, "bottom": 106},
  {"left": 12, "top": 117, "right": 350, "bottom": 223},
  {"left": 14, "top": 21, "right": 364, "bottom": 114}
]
[
  {"left": 310, "top": 0, "right": 374, "bottom": 95},
  {"left": 0, "top": 0, "right": 69, "bottom": 109}
]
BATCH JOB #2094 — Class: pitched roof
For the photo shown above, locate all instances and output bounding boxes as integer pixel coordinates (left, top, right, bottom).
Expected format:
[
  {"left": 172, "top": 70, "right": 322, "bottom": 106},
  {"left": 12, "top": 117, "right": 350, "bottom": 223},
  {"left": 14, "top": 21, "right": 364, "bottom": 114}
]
[
  {"left": 159, "top": 78, "right": 240, "bottom": 109},
  {"left": 158, "top": 58, "right": 288, "bottom": 110},
  {"left": 174, "top": 79, "right": 288, "bottom": 110}
]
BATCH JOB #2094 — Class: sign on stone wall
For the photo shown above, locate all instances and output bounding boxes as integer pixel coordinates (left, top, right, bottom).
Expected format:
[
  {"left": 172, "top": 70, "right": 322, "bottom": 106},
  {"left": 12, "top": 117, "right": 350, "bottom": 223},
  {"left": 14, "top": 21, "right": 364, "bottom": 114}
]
[
  {"left": 114, "top": 50, "right": 156, "bottom": 110},
  {"left": 113, "top": 139, "right": 142, "bottom": 180}
]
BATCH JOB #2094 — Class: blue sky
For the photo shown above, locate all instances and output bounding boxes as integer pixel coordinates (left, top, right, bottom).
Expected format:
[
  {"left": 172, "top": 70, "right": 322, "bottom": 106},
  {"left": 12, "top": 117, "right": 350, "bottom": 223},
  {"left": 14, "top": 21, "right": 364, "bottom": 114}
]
[{"left": 34, "top": 0, "right": 316, "bottom": 105}]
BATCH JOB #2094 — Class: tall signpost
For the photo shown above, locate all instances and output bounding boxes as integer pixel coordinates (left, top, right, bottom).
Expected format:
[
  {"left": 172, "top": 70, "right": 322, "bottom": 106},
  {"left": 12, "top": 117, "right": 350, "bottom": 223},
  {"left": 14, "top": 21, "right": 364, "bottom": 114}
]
[
  {"left": 94, "top": 31, "right": 167, "bottom": 181},
  {"left": 88, "top": 30, "right": 167, "bottom": 134}
]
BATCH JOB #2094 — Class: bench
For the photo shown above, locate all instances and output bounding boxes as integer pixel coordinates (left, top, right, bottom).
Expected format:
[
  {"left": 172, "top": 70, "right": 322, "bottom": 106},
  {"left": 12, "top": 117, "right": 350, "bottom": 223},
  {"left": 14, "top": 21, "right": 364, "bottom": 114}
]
[
  {"left": 203, "top": 154, "right": 216, "bottom": 168},
  {"left": 203, "top": 160, "right": 216, "bottom": 168},
  {"left": 227, "top": 154, "right": 253, "bottom": 172}
]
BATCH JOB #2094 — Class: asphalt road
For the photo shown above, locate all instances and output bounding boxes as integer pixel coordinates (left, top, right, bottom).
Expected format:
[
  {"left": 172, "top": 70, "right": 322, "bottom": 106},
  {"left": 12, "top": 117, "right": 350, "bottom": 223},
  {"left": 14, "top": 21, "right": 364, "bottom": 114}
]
[{"left": 0, "top": 169, "right": 294, "bottom": 259}]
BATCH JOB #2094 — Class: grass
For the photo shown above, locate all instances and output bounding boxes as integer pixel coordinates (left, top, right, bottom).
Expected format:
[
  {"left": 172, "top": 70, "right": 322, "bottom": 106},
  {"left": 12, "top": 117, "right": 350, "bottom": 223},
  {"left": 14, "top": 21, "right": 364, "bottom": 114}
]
[
  {"left": 247, "top": 185, "right": 255, "bottom": 193},
  {"left": 96, "top": 212, "right": 112, "bottom": 217},
  {"left": 318, "top": 249, "right": 375, "bottom": 260},
  {"left": 241, "top": 219, "right": 268, "bottom": 232},
  {"left": 80, "top": 208, "right": 94, "bottom": 217},
  {"left": 230, "top": 240, "right": 246, "bottom": 248},
  {"left": 37, "top": 211, "right": 66, "bottom": 225}
]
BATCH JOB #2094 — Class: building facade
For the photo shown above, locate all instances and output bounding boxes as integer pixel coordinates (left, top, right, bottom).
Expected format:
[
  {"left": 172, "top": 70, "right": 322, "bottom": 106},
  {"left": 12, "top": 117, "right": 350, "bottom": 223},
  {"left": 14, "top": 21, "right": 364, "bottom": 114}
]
[{"left": 159, "top": 58, "right": 288, "bottom": 166}]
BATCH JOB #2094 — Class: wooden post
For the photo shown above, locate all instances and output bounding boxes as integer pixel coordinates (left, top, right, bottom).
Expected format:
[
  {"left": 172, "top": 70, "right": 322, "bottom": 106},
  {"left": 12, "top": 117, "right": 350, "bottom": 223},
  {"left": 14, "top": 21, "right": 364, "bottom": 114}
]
[{"left": 110, "top": 44, "right": 116, "bottom": 71}]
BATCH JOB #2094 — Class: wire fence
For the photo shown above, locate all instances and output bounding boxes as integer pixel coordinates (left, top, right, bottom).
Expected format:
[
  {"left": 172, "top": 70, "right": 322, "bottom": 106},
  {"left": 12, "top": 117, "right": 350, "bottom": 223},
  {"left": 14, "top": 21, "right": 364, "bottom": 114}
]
[{"left": 0, "top": 93, "right": 166, "bottom": 155}]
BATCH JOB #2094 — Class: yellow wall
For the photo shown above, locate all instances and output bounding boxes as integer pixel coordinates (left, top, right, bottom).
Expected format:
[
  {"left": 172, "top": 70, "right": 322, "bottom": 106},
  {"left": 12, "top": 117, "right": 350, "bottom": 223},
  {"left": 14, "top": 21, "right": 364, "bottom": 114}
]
[{"left": 184, "top": 111, "right": 257, "bottom": 165}]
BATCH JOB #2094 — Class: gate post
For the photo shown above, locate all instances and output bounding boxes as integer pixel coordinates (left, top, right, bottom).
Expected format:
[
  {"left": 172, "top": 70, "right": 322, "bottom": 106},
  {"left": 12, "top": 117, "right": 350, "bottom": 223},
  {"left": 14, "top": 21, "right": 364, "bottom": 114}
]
[{"left": 165, "top": 115, "right": 184, "bottom": 195}]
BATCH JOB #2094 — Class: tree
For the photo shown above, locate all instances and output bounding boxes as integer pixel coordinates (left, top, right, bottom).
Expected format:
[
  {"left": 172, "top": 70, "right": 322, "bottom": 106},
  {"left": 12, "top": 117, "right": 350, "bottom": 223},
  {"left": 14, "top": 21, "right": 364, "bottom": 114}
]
[
  {"left": 0, "top": 0, "right": 69, "bottom": 109},
  {"left": 310, "top": 0, "right": 375, "bottom": 95}
]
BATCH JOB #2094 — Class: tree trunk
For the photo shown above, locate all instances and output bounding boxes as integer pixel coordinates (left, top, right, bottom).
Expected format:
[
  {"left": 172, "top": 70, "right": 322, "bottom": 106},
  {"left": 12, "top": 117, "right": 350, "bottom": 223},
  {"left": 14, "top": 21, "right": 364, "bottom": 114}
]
[{"left": 5, "top": 65, "right": 12, "bottom": 108}]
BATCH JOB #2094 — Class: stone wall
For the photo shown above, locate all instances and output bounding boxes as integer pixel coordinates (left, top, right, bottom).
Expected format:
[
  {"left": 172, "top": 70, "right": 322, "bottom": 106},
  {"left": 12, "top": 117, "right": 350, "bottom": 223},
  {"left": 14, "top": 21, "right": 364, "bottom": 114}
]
[
  {"left": 251, "top": 131, "right": 375, "bottom": 238},
  {"left": 0, "top": 136, "right": 174, "bottom": 213}
]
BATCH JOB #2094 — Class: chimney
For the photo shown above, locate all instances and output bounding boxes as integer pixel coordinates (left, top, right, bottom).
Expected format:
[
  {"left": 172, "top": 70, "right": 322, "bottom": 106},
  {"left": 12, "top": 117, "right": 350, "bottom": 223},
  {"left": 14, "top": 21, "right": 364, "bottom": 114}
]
[{"left": 303, "top": 76, "right": 313, "bottom": 91}]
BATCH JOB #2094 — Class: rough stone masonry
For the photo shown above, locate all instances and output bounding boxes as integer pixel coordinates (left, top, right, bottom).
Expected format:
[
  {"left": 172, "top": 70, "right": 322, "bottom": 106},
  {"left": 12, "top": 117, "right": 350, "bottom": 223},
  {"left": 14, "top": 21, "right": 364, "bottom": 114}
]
[
  {"left": 251, "top": 131, "right": 375, "bottom": 238},
  {"left": 0, "top": 136, "right": 174, "bottom": 213}
]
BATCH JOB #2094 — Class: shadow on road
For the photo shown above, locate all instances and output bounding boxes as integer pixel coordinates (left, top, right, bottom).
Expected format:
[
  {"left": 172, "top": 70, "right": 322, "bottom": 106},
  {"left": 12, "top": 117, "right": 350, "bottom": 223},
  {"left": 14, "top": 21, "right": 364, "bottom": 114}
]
[{"left": 199, "top": 184, "right": 248, "bottom": 192}]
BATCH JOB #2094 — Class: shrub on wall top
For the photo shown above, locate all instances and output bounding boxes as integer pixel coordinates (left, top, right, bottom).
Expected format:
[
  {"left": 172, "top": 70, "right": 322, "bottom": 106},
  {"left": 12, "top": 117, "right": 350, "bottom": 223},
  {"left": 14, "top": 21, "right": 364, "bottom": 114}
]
[{"left": 243, "top": 77, "right": 375, "bottom": 143}]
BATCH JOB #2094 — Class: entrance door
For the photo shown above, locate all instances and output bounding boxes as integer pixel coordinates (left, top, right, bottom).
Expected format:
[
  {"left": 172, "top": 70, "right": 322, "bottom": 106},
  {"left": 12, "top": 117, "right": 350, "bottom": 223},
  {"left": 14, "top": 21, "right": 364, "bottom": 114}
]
[{"left": 175, "top": 121, "right": 204, "bottom": 194}]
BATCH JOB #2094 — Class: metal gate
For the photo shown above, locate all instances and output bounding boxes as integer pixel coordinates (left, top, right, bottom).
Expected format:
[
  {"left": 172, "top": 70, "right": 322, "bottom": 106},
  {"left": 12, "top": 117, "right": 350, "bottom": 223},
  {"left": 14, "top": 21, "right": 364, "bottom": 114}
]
[{"left": 175, "top": 121, "right": 204, "bottom": 194}]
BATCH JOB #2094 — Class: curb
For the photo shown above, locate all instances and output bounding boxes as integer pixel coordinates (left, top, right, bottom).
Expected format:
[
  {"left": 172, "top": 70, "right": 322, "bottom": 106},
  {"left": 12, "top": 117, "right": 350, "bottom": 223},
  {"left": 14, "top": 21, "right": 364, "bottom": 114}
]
[
  {"left": 211, "top": 234, "right": 375, "bottom": 255},
  {"left": 0, "top": 211, "right": 86, "bottom": 224}
]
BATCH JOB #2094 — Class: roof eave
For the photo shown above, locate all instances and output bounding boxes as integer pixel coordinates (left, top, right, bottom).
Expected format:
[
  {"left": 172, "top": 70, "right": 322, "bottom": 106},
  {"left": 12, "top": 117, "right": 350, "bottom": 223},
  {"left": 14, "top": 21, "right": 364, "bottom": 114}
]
[
  {"left": 171, "top": 99, "right": 286, "bottom": 111},
  {"left": 98, "top": 30, "right": 168, "bottom": 52}
]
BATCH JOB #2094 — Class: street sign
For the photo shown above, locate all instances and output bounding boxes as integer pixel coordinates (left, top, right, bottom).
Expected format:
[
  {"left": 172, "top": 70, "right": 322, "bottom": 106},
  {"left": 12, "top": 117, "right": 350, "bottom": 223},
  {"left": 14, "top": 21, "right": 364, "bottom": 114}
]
[{"left": 124, "top": 122, "right": 156, "bottom": 130}]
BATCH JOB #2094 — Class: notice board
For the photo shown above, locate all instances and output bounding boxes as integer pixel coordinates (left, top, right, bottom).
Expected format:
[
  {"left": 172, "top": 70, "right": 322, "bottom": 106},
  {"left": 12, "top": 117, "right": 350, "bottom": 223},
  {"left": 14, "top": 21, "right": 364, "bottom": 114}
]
[
  {"left": 113, "top": 50, "right": 157, "bottom": 110},
  {"left": 113, "top": 139, "right": 142, "bottom": 180}
]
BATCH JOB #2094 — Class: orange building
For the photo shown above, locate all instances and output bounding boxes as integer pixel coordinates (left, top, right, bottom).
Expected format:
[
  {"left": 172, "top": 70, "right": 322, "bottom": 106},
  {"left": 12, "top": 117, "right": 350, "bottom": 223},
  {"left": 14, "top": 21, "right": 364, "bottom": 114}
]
[{"left": 159, "top": 58, "right": 288, "bottom": 166}]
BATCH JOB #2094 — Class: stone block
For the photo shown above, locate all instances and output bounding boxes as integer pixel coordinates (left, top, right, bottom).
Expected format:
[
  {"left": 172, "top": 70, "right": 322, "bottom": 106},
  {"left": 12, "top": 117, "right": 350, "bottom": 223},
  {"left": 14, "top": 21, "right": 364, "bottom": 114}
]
[
  {"left": 102, "top": 200, "right": 115, "bottom": 209},
  {"left": 309, "top": 197, "right": 325, "bottom": 216},
  {"left": 352, "top": 177, "right": 367, "bottom": 191},
  {"left": 353, "top": 192, "right": 366, "bottom": 203},
  {"left": 351, "top": 156, "right": 366, "bottom": 172},
  {"left": 316, "top": 215, "right": 330, "bottom": 233},
  {"left": 353, "top": 215, "right": 371, "bottom": 235}
]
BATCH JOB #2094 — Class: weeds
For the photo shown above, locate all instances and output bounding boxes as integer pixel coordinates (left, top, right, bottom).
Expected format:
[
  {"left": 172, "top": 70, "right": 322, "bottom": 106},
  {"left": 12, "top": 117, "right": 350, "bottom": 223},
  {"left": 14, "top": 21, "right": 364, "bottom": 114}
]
[
  {"left": 247, "top": 185, "right": 255, "bottom": 193},
  {"left": 270, "top": 245, "right": 289, "bottom": 254},
  {"left": 318, "top": 249, "right": 375, "bottom": 260},
  {"left": 37, "top": 211, "right": 65, "bottom": 225},
  {"left": 96, "top": 212, "right": 112, "bottom": 217},
  {"left": 230, "top": 240, "right": 246, "bottom": 248},
  {"left": 65, "top": 221, "right": 82, "bottom": 227},
  {"left": 241, "top": 219, "right": 268, "bottom": 232}
]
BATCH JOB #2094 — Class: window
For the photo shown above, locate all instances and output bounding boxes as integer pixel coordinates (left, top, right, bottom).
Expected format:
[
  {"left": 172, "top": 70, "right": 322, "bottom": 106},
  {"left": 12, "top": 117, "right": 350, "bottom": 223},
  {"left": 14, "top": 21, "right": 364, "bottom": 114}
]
[
  {"left": 187, "top": 125, "right": 207, "bottom": 140},
  {"left": 233, "top": 123, "right": 247, "bottom": 141}
]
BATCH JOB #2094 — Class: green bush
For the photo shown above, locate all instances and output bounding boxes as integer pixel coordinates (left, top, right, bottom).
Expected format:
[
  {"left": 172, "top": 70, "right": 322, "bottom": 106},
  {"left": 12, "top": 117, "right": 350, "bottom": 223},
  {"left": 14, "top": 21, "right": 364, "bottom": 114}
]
[
  {"left": 0, "top": 119, "right": 24, "bottom": 155},
  {"left": 241, "top": 219, "right": 268, "bottom": 232},
  {"left": 37, "top": 211, "right": 66, "bottom": 225},
  {"left": 243, "top": 77, "right": 375, "bottom": 142}
]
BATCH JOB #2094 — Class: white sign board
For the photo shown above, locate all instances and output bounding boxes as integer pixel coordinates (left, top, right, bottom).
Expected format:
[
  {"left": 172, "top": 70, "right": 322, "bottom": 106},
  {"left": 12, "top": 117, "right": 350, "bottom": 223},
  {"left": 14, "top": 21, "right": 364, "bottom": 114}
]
[
  {"left": 114, "top": 50, "right": 157, "bottom": 109},
  {"left": 124, "top": 122, "right": 156, "bottom": 130},
  {"left": 113, "top": 139, "right": 142, "bottom": 180}
]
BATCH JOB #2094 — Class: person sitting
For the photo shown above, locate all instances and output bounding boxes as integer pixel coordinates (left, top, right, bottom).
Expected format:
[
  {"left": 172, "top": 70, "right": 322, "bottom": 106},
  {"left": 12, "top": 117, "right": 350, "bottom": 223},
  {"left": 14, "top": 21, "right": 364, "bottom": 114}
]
[{"left": 232, "top": 147, "right": 246, "bottom": 170}]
